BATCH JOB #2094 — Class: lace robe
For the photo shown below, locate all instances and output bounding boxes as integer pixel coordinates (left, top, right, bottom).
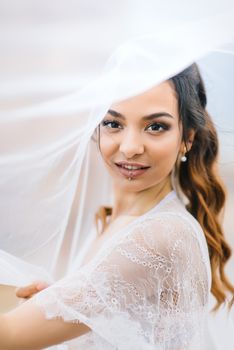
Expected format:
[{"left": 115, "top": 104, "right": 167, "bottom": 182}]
[{"left": 34, "top": 191, "right": 211, "bottom": 349}]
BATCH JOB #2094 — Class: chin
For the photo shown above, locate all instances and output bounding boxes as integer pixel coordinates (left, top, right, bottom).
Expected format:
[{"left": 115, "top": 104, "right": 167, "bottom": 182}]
[{"left": 115, "top": 177, "right": 152, "bottom": 192}]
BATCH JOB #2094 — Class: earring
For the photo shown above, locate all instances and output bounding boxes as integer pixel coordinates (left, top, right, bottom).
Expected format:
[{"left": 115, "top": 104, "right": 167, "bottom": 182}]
[{"left": 181, "top": 155, "right": 187, "bottom": 162}]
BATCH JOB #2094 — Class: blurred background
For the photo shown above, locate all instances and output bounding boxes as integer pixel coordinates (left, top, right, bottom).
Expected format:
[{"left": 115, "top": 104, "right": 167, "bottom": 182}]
[{"left": 0, "top": 0, "right": 233, "bottom": 311}]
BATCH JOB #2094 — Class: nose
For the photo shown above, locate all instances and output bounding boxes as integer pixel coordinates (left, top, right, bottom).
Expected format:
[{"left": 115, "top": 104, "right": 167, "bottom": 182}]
[{"left": 119, "top": 129, "right": 144, "bottom": 159}]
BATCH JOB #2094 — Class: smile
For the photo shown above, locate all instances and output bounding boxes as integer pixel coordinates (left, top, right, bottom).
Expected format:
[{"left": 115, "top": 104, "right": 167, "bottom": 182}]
[
  {"left": 115, "top": 162, "right": 150, "bottom": 179},
  {"left": 121, "top": 164, "right": 145, "bottom": 170}
]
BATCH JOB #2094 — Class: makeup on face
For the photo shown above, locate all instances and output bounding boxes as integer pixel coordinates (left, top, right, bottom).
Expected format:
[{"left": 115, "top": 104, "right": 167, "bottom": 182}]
[{"left": 99, "top": 81, "right": 182, "bottom": 190}]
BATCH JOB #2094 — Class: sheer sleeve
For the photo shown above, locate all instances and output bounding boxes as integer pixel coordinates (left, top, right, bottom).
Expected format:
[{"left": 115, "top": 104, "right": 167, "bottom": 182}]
[{"left": 34, "top": 213, "right": 210, "bottom": 349}]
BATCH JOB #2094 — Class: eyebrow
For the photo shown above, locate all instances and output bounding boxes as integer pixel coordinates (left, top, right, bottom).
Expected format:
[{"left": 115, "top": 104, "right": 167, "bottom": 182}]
[{"left": 107, "top": 109, "right": 174, "bottom": 120}]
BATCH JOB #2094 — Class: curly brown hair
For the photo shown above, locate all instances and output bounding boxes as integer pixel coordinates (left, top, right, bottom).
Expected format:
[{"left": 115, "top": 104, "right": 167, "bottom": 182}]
[{"left": 171, "top": 63, "right": 234, "bottom": 310}]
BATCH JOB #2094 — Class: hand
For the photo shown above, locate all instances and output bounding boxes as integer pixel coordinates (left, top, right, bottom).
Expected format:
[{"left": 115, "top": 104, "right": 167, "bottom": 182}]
[{"left": 15, "top": 281, "right": 49, "bottom": 299}]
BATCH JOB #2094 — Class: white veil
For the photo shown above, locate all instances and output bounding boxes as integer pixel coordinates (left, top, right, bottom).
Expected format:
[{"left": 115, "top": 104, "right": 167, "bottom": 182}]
[{"left": 0, "top": 1, "right": 234, "bottom": 348}]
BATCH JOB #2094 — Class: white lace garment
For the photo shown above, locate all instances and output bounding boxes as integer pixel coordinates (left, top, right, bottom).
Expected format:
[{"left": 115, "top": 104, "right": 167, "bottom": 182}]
[{"left": 34, "top": 191, "right": 211, "bottom": 350}]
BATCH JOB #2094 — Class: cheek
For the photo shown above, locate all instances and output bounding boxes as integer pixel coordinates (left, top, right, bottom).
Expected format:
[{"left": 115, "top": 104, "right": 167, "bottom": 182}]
[
  {"left": 99, "top": 132, "right": 119, "bottom": 162},
  {"left": 148, "top": 133, "right": 181, "bottom": 167}
]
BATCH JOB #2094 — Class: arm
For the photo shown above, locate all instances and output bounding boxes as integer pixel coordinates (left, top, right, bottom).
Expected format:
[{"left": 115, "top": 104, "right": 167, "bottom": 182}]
[{"left": 0, "top": 299, "right": 90, "bottom": 350}]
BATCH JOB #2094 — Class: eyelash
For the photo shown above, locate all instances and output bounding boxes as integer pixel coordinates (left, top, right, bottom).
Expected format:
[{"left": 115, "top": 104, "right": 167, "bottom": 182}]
[
  {"left": 101, "top": 119, "right": 170, "bottom": 133},
  {"left": 102, "top": 120, "right": 122, "bottom": 129}
]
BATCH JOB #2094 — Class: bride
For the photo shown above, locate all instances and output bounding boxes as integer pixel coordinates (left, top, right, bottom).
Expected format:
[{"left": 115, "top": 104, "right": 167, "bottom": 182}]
[{"left": 0, "top": 63, "right": 234, "bottom": 349}]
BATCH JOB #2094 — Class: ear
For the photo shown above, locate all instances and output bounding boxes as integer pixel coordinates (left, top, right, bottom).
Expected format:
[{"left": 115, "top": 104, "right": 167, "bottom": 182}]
[
  {"left": 186, "top": 129, "right": 195, "bottom": 151},
  {"left": 180, "top": 129, "right": 195, "bottom": 152}
]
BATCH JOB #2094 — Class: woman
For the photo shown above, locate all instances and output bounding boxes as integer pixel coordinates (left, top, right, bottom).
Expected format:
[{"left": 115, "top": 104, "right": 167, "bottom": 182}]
[{"left": 0, "top": 63, "right": 234, "bottom": 350}]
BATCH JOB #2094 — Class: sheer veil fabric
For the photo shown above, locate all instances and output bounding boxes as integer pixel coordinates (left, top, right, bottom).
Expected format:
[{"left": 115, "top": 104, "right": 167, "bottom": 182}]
[{"left": 0, "top": 1, "right": 234, "bottom": 349}]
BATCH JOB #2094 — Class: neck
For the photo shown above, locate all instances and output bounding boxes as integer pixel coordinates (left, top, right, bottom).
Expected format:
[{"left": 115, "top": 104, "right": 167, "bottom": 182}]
[{"left": 111, "top": 178, "right": 173, "bottom": 220}]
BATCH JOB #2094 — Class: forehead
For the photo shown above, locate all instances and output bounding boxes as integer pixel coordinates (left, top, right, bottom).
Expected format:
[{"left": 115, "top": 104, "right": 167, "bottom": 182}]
[{"left": 111, "top": 81, "right": 179, "bottom": 119}]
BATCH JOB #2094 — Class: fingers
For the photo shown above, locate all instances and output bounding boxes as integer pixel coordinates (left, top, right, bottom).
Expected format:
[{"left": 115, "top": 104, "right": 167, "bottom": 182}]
[
  {"left": 34, "top": 282, "right": 48, "bottom": 291},
  {"left": 15, "top": 282, "right": 49, "bottom": 299},
  {"left": 15, "top": 284, "right": 38, "bottom": 298}
]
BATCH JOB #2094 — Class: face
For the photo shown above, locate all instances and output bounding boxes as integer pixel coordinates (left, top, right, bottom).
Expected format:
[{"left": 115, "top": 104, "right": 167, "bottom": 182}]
[{"left": 99, "top": 81, "right": 184, "bottom": 192}]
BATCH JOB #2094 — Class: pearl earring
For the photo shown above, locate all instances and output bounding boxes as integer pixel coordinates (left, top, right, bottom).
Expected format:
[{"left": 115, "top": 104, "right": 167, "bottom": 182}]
[{"left": 181, "top": 155, "right": 187, "bottom": 162}]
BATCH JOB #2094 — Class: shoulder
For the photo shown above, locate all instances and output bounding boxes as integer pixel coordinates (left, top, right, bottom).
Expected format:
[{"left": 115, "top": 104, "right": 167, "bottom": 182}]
[
  {"left": 140, "top": 193, "right": 207, "bottom": 244},
  {"left": 134, "top": 209, "right": 200, "bottom": 243},
  {"left": 126, "top": 208, "right": 209, "bottom": 266}
]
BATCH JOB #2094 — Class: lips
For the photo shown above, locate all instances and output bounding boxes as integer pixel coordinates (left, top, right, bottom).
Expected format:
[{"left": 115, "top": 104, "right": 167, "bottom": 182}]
[
  {"left": 116, "top": 161, "right": 149, "bottom": 169},
  {"left": 115, "top": 161, "right": 150, "bottom": 179}
]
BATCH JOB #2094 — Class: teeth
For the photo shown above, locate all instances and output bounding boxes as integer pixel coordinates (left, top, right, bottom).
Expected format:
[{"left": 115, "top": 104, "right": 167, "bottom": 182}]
[{"left": 122, "top": 165, "right": 142, "bottom": 170}]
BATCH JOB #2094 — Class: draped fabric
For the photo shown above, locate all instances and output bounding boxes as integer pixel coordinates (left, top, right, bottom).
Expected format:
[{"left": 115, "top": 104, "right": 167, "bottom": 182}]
[
  {"left": 34, "top": 191, "right": 211, "bottom": 349},
  {"left": 0, "top": 1, "right": 234, "bottom": 349},
  {"left": 0, "top": 1, "right": 234, "bottom": 284}
]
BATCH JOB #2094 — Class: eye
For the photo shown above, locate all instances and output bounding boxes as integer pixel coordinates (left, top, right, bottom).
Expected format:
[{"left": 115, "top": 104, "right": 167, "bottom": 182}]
[
  {"left": 146, "top": 122, "right": 169, "bottom": 133},
  {"left": 101, "top": 120, "right": 122, "bottom": 129}
]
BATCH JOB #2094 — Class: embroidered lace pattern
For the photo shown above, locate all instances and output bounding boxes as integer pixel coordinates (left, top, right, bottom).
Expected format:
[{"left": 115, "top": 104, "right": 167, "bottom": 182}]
[{"left": 34, "top": 192, "right": 211, "bottom": 349}]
